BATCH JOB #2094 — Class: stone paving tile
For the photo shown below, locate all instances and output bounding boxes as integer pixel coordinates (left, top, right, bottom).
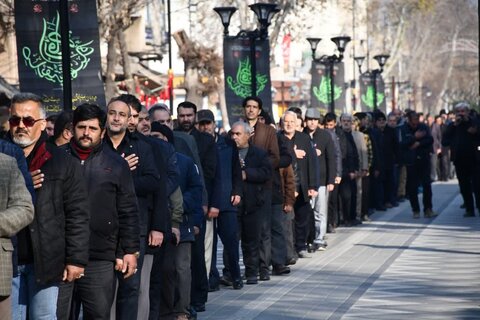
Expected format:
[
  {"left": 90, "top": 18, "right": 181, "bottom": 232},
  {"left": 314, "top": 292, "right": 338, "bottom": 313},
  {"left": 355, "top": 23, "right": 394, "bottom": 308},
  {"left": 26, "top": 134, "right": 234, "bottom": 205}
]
[{"left": 202, "top": 182, "right": 479, "bottom": 319}]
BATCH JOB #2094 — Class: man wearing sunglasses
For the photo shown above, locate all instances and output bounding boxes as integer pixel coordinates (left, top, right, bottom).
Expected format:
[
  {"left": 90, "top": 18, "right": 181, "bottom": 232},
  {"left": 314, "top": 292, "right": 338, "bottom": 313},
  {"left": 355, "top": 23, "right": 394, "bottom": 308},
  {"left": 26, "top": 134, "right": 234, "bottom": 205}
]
[{"left": 7, "top": 92, "right": 90, "bottom": 319}]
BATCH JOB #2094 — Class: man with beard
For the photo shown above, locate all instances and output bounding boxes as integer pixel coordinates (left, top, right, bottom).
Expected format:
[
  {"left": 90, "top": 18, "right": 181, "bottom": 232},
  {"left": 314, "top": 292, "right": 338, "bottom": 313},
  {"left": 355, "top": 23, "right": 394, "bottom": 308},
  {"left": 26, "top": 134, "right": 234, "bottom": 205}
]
[
  {"left": 64, "top": 103, "right": 140, "bottom": 319},
  {"left": 176, "top": 101, "right": 217, "bottom": 314},
  {"left": 103, "top": 97, "right": 160, "bottom": 320},
  {"left": 7, "top": 93, "right": 90, "bottom": 319}
]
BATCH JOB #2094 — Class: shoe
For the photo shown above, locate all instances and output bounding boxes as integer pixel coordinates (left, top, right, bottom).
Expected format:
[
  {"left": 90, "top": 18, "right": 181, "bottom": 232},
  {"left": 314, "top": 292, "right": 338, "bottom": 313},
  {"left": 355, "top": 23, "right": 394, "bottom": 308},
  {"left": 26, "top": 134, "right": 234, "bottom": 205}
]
[
  {"left": 307, "top": 243, "right": 319, "bottom": 253},
  {"left": 286, "top": 257, "right": 297, "bottom": 265},
  {"left": 246, "top": 277, "right": 258, "bottom": 285},
  {"left": 192, "top": 304, "right": 205, "bottom": 312},
  {"left": 385, "top": 202, "right": 393, "bottom": 209},
  {"left": 464, "top": 211, "right": 475, "bottom": 217},
  {"left": 297, "top": 250, "right": 312, "bottom": 258},
  {"left": 233, "top": 279, "right": 244, "bottom": 289},
  {"left": 327, "top": 225, "right": 336, "bottom": 233},
  {"left": 375, "top": 206, "right": 387, "bottom": 211},
  {"left": 208, "top": 284, "right": 219, "bottom": 292},
  {"left": 352, "top": 219, "right": 362, "bottom": 225},
  {"left": 413, "top": 211, "right": 420, "bottom": 219},
  {"left": 362, "top": 215, "right": 371, "bottom": 222},
  {"left": 259, "top": 272, "right": 270, "bottom": 281},
  {"left": 317, "top": 244, "right": 327, "bottom": 251},
  {"left": 272, "top": 265, "right": 291, "bottom": 275},
  {"left": 424, "top": 208, "right": 437, "bottom": 218},
  {"left": 176, "top": 314, "right": 190, "bottom": 320},
  {"left": 392, "top": 202, "right": 399, "bottom": 207},
  {"left": 460, "top": 203, "right": 466, "bottom": 209},
  {"left": 219, "top": 276, "right": 233, "bottom": 287}
]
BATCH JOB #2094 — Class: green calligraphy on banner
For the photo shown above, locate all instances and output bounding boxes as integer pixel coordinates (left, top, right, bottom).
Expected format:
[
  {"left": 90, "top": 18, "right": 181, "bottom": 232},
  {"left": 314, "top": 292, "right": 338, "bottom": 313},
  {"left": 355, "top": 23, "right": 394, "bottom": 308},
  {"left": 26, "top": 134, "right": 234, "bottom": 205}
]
[
  {"left": 312, "top": 75, "right": 342, "bottom": 105},
  {"left": 22, "top": 11, "right": 94, "bottom": 85},
  {"left": 226, "top": 58, "right": 268, "bottom": 98},
  {"left": 361, "top": 86, "right": 384, "bottom": 109}
]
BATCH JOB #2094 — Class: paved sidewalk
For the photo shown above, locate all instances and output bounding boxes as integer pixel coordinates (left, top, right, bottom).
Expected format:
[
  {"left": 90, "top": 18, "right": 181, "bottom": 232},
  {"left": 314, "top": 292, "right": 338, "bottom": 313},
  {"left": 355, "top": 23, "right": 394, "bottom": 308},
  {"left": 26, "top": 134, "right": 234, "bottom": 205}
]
[{"left": 202, "top": 181, "right": 480, "bottom": 320}]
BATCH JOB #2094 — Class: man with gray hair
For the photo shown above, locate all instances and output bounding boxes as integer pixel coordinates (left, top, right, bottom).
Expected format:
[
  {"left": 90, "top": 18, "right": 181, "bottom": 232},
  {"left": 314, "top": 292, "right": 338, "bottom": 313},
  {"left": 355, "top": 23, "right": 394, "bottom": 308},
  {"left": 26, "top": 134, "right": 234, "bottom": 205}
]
[
  {"left": 443, "top": 102, "right": 480, "bottom": 217},
  {"left": 230, "top": 121, "right": 272, "bottom": 285},
  {"left": 7, "top": 92, "right": 90, "bottom": 319}
]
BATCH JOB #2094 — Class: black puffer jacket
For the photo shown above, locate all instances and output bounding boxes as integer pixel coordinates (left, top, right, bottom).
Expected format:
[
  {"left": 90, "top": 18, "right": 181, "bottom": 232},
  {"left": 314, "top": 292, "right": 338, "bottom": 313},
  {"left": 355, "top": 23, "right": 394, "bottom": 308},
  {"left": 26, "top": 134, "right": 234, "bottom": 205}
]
[
  {"left": 64, "top": 141, "right": 140, "bottom": 261},
  {"left": 27, "top": 138, "right": 90, "bottom": 285}
]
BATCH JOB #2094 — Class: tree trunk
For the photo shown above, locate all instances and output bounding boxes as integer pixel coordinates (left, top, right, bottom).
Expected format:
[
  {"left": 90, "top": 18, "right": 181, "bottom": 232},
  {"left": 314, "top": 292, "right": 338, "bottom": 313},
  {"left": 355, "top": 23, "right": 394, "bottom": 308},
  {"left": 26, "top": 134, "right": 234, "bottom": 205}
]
[
  {"left": 435, "top": 27, "right": 459, "bottom": 112},
  {"left": 184, "top": 67, "right": 204, "bottom": 108},
  {"left": 105, "top": 31, "right": 118, "bottom": 102},
  {"left": 217, "top": 81, "right": 230, "bottom": 130},
  {"left": 118, "top": 29, "right": 135, "bottom": 94}
]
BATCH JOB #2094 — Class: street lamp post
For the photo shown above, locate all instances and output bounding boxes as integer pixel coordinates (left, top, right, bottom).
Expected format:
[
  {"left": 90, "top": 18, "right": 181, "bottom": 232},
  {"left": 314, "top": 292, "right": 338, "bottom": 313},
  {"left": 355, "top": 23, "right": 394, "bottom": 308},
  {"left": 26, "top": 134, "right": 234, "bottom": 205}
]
[
  {"left": 307, "top": 36, "right": 350, "bottom": 113},
  {"left": 214, "top": 3, "right": 279, "bottom": 98},
  {"left": 355, "top": 53, "right": 389, "bottom": 111}
]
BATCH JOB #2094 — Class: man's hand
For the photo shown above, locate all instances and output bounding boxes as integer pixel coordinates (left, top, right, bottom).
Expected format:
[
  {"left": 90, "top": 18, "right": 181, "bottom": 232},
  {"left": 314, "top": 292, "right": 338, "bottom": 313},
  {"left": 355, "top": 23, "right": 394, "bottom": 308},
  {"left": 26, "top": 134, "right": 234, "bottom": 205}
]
[
  {"left": 62, "top": 265, "right": 85, "bottom": 282},
  {"left": 410, "top": 141, "right": 420, "bottom": 150},
  {"left": 149, "top": 230, "right": 164, "bottom": 247},
  {"left": 414, "top": 130, "right": 426, "bottom": 139},
  {"left": 294, "top": 145, "right": 306, "bottom": 159},
  {"left": 335, "top": 176, "right": 342, "bottom": 184},
  {"left": 172, "top": 227, "right": 180, "bottom": 245},
  {"left": 122, "top": 153, "right": 139, "bottom": 171},
  {"left": 327, "top": 184, "right": 334, "bottom": 192},
  {"left": 202, "top": 205, "right": 208, "bottom": 216},
  {"left": 242, "top": 170, "right": 247, "bottom": 181},
  {"left": 316, "top": 148, "right": 322, "bottom": 157},
  {"left": 30, "top": 169, "right": 44, "bottom": 189},
  {"left": 308, "top": 189, "right": 318, "bottom": 198},
  {"left": 349, "top": 172, "right": 356, "bottom": 180},
  {"left": 467, "top": 126, "right": 478, "bottom": 134},
  {"left": 120, "top": 254, "right": 138, "bottom": 279},
  {"left": 194, "top": 226, "right": 200, "bottom": 236},
  {"left": 207, "top": 207, "right": 220, "bottom": 219},
  {"left": 283, "top": 204, "right": 293, "bottom": 213},
  {"left": 374, "top": 170, "right": 380, "bottom": 178},
  {"left": 231, "top": 195, "right": 241, "bottom": 206}
]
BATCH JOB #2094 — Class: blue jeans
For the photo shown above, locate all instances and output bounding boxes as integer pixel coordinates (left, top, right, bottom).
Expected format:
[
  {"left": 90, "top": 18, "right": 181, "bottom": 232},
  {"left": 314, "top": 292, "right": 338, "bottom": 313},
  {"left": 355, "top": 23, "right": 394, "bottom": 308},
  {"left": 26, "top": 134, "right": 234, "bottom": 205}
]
[
  {"left": 11, "top": 264, "right": 59, "bottom": 320},
  {"left": 311, "top": 186, "right": 328, "bottom": 245}
]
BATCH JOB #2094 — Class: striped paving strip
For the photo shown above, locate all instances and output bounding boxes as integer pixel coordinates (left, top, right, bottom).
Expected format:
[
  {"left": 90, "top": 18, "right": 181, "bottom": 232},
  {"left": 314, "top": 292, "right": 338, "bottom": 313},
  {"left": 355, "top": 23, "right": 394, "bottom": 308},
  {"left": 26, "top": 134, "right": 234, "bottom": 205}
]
[{"left": 203, "top": 183, "right": 461, "bottom": 319}]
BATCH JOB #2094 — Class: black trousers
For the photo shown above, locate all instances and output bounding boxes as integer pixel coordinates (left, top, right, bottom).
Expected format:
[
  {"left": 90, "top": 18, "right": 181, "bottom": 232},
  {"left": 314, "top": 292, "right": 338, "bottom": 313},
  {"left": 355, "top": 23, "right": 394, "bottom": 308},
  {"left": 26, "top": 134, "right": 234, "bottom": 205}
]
[
  {"left": 270, "top": 203, "right": 287, "bottom": 267},
  {"left": 455, "top": 162, "right": 478, "bottom": 213},
  {"left": 294, "top": 193, "right": 313, "bottom": 252},
  {"left": 406, "top": 160, "right": 432, "bottom": 212},
  {"left": 339, "top": 177, "right": 356, "bottom": 223},
  {"left": 327, "top": 184, "right": 339, "bottom": 227},
  {"left": 259, "top": 190, "right": 273, "bottom": 274},
  {"left": 361, "top": 175, "right": 370, "bottom": 216},
  {"left": 238, "top": 207, "right": 262, "bottom": 279},
  {"left": 190, "top": 222, "right": 208, "bottom": 308},
  {"left": 72, "top": 260, "right": 116, "bottom": 320},
  {"left": 148, "top": 243, "right": 166, "bottom": 320}
]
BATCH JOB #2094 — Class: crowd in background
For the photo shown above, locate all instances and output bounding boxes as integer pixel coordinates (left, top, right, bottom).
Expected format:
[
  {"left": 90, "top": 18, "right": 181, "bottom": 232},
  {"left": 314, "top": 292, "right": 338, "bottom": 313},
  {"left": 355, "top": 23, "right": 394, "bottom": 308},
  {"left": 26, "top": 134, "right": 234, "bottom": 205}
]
[{"left": 0, "top": 92, "right": 479, "bottom": 320}]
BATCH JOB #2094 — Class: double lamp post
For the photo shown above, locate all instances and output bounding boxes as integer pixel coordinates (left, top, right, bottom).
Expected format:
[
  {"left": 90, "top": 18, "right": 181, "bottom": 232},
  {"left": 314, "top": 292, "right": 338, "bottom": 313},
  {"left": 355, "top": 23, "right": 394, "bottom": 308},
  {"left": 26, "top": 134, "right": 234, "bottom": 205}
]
[
  {"left": 307, "top": 36, "right": 351, "bottom": 113},
  {"left": 214, "top": 3, "right": 279, "bottom": 98},
  {"left": 354, "top": 53, "right": 389, "bottom": 111}
]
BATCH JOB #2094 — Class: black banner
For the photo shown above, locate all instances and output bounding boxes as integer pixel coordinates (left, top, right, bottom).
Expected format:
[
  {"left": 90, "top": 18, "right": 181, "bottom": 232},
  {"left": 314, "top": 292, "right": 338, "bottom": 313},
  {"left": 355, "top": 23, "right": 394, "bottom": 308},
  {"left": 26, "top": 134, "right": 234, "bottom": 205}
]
[
  {"left": 223, "top": 37, "right": 272, "bottom": 126},
  {"left": 14, "top": 0, "right": 105, "bottom": 114},
  {"left": 310, "top": 61, "right": 345, "bottom": 115},
  {"left": 359, "top": 72, "right": 386, "bottom": 113}
]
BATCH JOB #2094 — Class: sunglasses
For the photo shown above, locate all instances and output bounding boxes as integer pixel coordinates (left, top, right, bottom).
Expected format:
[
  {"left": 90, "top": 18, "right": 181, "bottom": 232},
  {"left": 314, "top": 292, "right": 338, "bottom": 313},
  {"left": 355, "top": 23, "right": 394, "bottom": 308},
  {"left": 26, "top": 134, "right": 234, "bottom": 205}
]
[{"left": 9, "top": 115, "right": 44, "bottom": 127}]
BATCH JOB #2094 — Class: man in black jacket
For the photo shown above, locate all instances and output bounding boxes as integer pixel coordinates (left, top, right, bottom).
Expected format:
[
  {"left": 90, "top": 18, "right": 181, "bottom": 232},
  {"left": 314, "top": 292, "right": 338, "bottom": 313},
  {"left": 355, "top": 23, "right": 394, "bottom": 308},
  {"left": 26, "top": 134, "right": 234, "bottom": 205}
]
[
  {"left": 399, "top": 111, "right": 435, "bottom": 218},
  {"left": 104, "top": 95, "right": 163, "bottom": 319},
  {"left": 7, "top": 93, "right": 90, "bottom": 319},
  {"left": 304, "top": 108, "right": 336, "bottom": 251},
  {"left": 66, "top": 103, "right": 140, "bottom": 319},
  {"left": 282, "top": 111, "right": 318, "bottom": 258},
  {"left": 176, "top": 101, "right": 216, "bottom": 312},
  {"left": 231, "top": 121, "right": 272, "bottom": 285},
  {"left": 443, "top": 102, "right": 480, "bottom": 216}
]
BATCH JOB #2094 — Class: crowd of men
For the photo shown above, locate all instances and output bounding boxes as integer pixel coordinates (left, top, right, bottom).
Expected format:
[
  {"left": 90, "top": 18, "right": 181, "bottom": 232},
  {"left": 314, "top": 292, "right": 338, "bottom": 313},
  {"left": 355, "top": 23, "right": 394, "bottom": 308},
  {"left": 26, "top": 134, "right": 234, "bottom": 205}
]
[{"left": 0, "top": 92, "right": 479, "bottom": 320}]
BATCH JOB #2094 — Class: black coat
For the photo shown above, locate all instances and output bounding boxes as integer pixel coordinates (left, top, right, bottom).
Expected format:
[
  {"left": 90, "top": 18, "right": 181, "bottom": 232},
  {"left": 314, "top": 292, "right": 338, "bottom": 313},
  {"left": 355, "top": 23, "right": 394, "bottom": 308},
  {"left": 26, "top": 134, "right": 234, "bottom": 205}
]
[
  {"left": 25, "top": 137, "right": 90, "bottom": 285},
  {"left": 240, "top": 145, "right": 272, "bottom": 213},
  {"left": 337, "top": 129, "right": 360, "bottom": 177},
  {"left": 65, "top": 142, "right": 140, "bottom": 262},
  {"left": 288, "top": 131, "right": 318, "bottom": 201},
  {"left": 307, "top": 128, "right": 336, "bottom": 186},
  {"left": 105, "top": 132, "right": 160, "bottom": 237},
  {"left": 188, "top": 128, "right": 217, "bottom": 193},
  {"left": 272, "top": 133, "right": 293, "bottom": 205},
  {"left": 398, "top": 122, "right": 433, "bottom": 166}
]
